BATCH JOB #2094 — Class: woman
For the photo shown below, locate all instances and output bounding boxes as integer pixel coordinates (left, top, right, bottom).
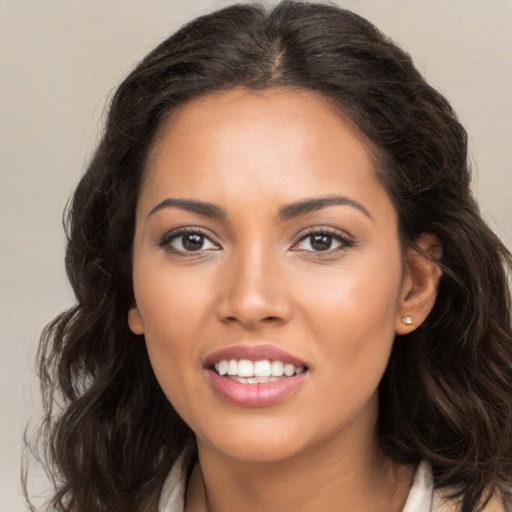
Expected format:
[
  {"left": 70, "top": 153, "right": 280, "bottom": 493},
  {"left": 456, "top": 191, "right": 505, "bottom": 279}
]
[{"left": 28, "top": 1, "right": 512, "bottom": 511}]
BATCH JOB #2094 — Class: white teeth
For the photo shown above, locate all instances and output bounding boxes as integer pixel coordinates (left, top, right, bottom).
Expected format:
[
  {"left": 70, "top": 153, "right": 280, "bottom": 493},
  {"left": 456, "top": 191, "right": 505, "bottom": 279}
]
[
  {"left": 231, "top": 376, "right": 281, "bottom": 384},
  {"left": 227, "top": 359, "right": 238, "bottom": 376},
  {"left": 214, "top": 359, "right": 306, "bottom": 380},
  {"left": 271, "top": 360, "right": 284, "bottom": 376},
  {"left": 237, "top": 359, "right": 254, "bottom": 377},
  {"left": 254, "top": 360, "right": 271, "bottom": 377},
  {"left": 284, "top": 363, "right": 295, "bottom": 377},
  {"left": 218, "top": 360, "right": 228, "bottom": 376}
]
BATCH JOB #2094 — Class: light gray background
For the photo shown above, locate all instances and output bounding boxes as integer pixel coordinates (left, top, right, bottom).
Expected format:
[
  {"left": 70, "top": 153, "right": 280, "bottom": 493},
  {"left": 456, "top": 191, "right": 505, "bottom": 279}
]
[{"left": 1, "top": 1, "right": 511, "bottom": 510}]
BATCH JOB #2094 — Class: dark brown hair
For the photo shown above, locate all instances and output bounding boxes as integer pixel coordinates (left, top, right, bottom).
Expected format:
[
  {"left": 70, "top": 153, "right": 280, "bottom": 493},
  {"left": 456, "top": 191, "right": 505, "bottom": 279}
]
[{"left": 26, "top": 2, "right": 512, "bottom": 511}]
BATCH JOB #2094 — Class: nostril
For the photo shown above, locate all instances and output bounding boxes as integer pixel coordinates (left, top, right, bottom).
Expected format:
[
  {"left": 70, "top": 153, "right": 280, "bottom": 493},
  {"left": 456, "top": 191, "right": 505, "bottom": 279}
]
[{"left": 216, "top": 292, "right": 292, "bottom": 327}]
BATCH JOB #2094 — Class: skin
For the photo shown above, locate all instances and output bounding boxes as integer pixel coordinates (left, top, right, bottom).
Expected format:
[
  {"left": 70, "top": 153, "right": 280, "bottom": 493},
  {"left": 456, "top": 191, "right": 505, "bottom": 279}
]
[{"left": 128, "top": 88, "right": 441, "bottom": 512}]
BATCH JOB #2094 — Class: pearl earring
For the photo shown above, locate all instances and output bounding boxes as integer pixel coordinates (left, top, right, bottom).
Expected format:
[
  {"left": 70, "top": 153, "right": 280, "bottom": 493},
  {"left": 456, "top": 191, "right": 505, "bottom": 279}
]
[{"left": 401, "top": 316, "right": 413, "bottom": 326}]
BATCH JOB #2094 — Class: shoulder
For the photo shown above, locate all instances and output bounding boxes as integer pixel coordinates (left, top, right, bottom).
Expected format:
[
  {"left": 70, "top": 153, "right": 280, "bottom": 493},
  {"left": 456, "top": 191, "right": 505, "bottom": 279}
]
[
  {"left": 404, "top": 461, "right": 507, "bottom": 512},
  {"left": 158, "top": 447, "right": 196, "bottom": 512},
  {"left": 432, "top": 489, "right": 506, "bottom": 512}
]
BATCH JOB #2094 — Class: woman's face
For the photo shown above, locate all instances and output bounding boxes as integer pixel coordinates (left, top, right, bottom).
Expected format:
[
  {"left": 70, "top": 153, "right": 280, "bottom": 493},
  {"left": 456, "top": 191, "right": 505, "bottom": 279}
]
[{"left": 129, "top": 88, "right": 410, "bottom": 463}]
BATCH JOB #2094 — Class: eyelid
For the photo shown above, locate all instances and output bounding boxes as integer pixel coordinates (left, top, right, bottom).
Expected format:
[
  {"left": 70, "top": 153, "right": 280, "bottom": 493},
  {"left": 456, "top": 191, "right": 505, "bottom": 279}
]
[
  {"left": 290, "top": 226, "right": 355, "bottom": 253},
  {"left": 157, "top": 226, "right": 221, "bottom": 253}
]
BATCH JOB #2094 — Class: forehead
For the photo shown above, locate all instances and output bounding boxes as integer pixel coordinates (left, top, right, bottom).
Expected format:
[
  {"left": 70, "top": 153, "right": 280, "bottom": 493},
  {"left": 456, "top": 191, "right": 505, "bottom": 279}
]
[
  {"left": 148, "top": 87, "right": 373, "bottom": 172},
  {"left": 140, "top": 87, "right": 392, "bottom": 221}
]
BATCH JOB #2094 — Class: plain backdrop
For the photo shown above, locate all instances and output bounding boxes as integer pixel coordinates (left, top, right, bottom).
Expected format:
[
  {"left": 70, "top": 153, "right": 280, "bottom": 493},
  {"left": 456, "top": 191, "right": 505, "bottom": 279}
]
[{"left": 1, "top": 1, "right": 511, "bottom": 510}]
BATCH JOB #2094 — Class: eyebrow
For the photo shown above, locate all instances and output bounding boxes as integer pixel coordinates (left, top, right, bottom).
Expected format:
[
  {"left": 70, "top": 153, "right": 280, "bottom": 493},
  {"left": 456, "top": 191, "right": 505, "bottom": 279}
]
[
  {"left": 147, "top": 198, "right": 227, "bottom": 219},
  {"left": 147, "top": 195, "right": 372, "bottom": 222},
  {"left": 278, "top": 195, "right": 372, "bottom": 221}
]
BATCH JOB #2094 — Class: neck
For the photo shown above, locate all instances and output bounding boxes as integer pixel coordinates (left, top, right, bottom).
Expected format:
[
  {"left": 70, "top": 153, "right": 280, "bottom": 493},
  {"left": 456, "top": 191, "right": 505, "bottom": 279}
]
[{"left": 186, "top": 428, "right": 415, "bottom": 512}]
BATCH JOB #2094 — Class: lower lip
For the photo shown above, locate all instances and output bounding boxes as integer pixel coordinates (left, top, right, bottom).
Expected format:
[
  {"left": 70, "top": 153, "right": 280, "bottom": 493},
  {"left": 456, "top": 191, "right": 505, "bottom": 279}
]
[{"left": 207, "top": 370, "right": 308, "bottom": 407}]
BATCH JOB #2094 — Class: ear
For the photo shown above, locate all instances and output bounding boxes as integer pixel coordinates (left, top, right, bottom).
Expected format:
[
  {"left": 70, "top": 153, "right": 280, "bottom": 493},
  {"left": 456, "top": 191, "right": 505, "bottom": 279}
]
[
  {"left": 395, "top": 233, "right": 442, "bottom": 335},
  {"left": 128, "top": 305, "right": 144, "bottom": 335}
]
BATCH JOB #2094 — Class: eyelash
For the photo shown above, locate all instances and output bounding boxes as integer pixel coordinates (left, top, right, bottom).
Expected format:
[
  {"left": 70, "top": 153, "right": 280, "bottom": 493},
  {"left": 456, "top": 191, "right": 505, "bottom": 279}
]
[
  {"left": 292, "top": 227, "right": 355, "bottom": 255},
  {"left": 157, "top": 227, "right": 220, "bottom": 256},
  {"left": 157, "top": 226, "right": 355, "bottom": 256}
]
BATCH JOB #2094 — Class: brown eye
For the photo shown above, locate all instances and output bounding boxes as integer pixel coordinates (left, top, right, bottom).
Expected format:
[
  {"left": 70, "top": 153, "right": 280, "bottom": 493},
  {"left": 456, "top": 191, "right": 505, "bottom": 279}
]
[
  {"left": 297, "top": 233, "right": 341, "bottom": 252},
  {"left": 182, "top": 233, "right": 206, "bottom": 251},
  {"left": 292, "top": 229, "right": 353, "bottom": 254},
  {"left": 310, "top": 234, "right": 333, "bottom": 251},
  {"left": 161, "top": 229, "right": 219, "bottom": 253}
]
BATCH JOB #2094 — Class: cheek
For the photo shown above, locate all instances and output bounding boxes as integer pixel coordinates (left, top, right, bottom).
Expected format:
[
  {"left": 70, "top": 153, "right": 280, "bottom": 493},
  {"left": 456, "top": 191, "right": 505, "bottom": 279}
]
[
  {"left": 134, "top": 259, "right": 215, "bottom": 338},
  {"left": 298, "top": 248, "right": 403, "bottom": 378},
  {"left": 300, "top": 252, "right": 402, "bottom": 333},
  {"left": 132, "top": 266, "right": 214, "bottom": 397}
]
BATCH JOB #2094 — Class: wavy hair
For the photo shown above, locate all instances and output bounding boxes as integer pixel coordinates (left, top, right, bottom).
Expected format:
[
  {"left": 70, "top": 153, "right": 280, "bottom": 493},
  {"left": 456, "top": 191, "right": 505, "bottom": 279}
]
[{"left": 26, "top": 2, "right": 512, "bottom": 511}]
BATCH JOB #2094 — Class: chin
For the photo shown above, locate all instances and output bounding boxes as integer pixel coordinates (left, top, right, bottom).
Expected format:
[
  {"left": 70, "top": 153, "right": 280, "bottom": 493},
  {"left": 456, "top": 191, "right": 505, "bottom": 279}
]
[
  {"left": 194, "top": 416, "right": 312, "bottom": 464},
  {"left": 207, "top": 439, "right": 305, "bottom": 464}
]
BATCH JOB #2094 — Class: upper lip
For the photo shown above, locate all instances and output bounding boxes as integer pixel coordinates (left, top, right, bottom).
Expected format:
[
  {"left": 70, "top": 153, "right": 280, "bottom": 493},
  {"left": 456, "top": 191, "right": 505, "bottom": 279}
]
[{"left": 204, "top": 343, "right": 308, "bottom": 368}]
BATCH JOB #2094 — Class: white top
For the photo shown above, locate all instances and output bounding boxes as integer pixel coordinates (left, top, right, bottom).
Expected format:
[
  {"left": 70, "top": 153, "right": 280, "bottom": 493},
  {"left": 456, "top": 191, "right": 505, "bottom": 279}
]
[
  {"left": 158, "top": 453, "right": 434, "bottom": 512},
  {"left": 402, "top": 461, "right": 434, "bottom": 512}
]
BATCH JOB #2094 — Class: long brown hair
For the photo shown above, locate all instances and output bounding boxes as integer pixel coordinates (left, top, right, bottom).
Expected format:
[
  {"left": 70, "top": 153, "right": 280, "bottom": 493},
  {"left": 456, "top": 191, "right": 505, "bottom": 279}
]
[{"left": 26, "top": 2, "right": 512, "bottom": 511}]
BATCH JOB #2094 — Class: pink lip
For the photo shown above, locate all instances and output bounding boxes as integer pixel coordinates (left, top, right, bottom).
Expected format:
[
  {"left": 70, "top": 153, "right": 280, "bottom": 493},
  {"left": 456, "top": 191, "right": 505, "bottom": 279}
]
[
  {"left": 208, "top": 370, "right": 308, "bottom": 407},
  {"left": 204, "top": 344, "right": 309, "bottom": 408}
]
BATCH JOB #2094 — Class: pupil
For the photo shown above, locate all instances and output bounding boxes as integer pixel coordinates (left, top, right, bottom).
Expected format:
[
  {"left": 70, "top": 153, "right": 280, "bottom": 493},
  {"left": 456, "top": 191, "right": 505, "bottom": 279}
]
[
  {"left": 183, "top": 234, "right": 204, "bottom": 251},
  {"left": 311, "top": 234, "right": 331, "bottom": 251}
]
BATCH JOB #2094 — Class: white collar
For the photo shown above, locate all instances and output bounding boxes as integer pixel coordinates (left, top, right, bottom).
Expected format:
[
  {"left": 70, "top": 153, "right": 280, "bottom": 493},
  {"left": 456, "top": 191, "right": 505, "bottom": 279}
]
[
  {"left": 158, "top": 449, "right": 190, "bottom": 512},
  {"left": 158, "top": 453, "right": 433, "bottom": 512},
  {"left": 402, "top": 460, "right": 434, "bottom": 512}
]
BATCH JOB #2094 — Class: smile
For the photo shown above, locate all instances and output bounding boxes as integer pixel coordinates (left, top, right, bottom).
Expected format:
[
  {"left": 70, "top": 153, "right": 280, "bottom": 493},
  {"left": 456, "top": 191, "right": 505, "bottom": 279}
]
[
  {"left": 205, "top": 345, "right": 309, "bottom": 407},
  {"left": 214, "top": 359, "right": 306, "bottom": 383}
]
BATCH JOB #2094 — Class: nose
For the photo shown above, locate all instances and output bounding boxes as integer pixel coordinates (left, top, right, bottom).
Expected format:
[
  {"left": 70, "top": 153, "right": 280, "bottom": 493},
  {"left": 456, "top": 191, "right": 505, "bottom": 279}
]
[{"left": 216, "top": 247, "right": 292, "bottom": 330}]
